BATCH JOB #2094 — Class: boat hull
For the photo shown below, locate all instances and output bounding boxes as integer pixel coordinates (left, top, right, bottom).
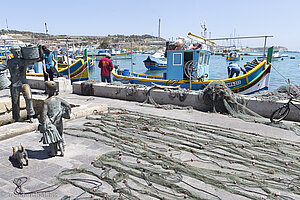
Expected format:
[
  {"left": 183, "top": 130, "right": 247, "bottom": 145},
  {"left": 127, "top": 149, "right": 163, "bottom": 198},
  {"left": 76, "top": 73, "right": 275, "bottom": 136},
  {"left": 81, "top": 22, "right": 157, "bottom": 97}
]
[
  {"left": 226, "top": 56, "right": 240, "bottom": 61},
  {"left": 113, "top": 61, "right": 271, "bottom": 95},
  {"left": 143, "top": 56, "right": 167, "bottom": 70},
  {"left": 27, "top": 58, "right": 95, "bottom": 82},
  {"left": 144, "top": 62, "right": 167, "bottom": 70}
]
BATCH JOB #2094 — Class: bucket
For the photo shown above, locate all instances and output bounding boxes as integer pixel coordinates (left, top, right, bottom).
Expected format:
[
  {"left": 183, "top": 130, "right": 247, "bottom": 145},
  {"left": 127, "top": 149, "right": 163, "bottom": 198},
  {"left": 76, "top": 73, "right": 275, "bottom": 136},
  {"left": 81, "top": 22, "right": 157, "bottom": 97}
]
[
  {"left": 0, "top": 73, "right": 11, "bottom": 90},
  {"left": 163, "top": 72, "right": 167, "bottom": 79},
  {"left": 21, "top": 45, "right": 40, "bottom": 60},
  {"left": 123, "top": 69, "right": 130, "bottom": 76}
]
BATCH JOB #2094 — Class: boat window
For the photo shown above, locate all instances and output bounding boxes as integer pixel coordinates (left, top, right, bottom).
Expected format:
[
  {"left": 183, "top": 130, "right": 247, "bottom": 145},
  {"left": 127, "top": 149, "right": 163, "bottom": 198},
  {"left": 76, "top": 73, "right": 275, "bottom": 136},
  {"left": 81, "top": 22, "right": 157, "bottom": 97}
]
[
  {"left": 206, "top": 54, "right": 210, "bottom": 65},
  {"left": 203, "top": 54, "right": 208, "bottom": 65},
  {"left": 173, "top": 53, "right": 182, "bottom": 65},
  {"left": 199, "top": 53, "right": 204, "bottom": 65}
]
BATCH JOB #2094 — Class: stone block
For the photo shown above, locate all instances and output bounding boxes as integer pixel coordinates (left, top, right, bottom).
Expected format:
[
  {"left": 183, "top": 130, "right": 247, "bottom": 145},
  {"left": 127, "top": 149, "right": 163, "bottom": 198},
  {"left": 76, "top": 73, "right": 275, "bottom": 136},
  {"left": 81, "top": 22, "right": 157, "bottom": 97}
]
[
  {"left": 72, "top": 81, "right": 82, "bottom": 94},
  {"left": 27, "top": 76, "right": 72, "bottom": 92}
]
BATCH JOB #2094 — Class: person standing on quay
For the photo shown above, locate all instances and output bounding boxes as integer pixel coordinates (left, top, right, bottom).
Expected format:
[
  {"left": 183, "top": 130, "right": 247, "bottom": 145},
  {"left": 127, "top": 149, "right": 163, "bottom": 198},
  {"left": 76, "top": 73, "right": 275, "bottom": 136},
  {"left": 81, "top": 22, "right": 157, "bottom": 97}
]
[
  {"left": 42, "top": 46, "right": 57, "bottom": 81},
  {"left": 98, "top": 53, "right": 113, "bottom": 83}
]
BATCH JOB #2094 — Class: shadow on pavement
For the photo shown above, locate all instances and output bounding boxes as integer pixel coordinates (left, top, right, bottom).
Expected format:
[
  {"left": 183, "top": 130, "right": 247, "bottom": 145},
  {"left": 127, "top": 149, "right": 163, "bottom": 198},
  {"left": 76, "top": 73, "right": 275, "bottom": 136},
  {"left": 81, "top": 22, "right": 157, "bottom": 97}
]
[{"left": 26, "top": 146, "right": 50, "bottom": 160}]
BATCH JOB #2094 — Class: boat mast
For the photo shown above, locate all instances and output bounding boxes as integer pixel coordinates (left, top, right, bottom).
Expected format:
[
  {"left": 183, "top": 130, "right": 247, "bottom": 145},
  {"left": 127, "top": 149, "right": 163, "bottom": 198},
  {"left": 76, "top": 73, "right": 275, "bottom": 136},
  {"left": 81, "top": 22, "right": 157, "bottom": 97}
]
[
  {"left": 130, "top": 42, "right": 133, "bottom": 74},
  {"left": 66, "top": 38, "right": 70, "bottom": 79}
]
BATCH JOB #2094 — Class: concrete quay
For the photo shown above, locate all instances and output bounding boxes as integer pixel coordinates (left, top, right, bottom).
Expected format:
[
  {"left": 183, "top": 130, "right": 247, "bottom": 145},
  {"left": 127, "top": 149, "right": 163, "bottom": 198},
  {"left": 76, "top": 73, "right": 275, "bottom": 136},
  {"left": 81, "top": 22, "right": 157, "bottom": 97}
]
[
  {"left": 0, "top": 90, "right": 299, "bottom": 200},
  {"left": 73, "top": 81, "right": 300, "bottom": 122},
  {"left": 0, "top": 78, "right": 299, "bottom": 200}
]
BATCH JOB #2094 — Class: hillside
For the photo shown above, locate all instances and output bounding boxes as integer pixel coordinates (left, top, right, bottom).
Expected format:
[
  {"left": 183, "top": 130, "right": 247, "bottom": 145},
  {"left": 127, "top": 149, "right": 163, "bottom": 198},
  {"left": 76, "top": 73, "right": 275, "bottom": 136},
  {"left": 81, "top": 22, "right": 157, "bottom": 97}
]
[
  {"left": 0, "top": 29, "right": 290, "bottom": 52},
  {"left": 0, "top": 29, "right": 166, "bottom": 50}
]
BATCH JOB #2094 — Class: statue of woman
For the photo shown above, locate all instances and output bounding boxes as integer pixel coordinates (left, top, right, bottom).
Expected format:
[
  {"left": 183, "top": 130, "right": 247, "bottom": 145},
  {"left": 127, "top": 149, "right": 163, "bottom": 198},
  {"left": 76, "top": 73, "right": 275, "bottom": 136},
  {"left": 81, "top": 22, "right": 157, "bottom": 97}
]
[{"left": 39, "top": 81, "right": 71, "bottom": 157}]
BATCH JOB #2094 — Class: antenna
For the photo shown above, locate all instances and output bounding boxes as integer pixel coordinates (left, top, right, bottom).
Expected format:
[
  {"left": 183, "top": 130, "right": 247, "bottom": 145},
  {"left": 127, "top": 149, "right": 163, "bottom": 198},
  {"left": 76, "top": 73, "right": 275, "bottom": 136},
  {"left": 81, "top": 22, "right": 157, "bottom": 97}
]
[
  {"left": 45, "top": 22, "right": 48, "bottom": 34},
  {"left": 200, "top": 21, "right": 207, "bottom": 38},
  {"left": 5, "top": 18, "right": 8, "bottom": 30}
]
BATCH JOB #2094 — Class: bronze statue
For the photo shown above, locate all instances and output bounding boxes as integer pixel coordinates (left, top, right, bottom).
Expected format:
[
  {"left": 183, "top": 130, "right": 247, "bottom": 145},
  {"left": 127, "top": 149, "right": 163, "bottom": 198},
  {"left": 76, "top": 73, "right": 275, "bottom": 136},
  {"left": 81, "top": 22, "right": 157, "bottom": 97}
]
[
  {"left": 38, "top": 81, "right": 71, "bottom": 157},
  {"left": 6, "top": 47, "right": 38, "bottom": 122},
  {"left": 9, "top": 144, "right": 28, "bottom": 169}
]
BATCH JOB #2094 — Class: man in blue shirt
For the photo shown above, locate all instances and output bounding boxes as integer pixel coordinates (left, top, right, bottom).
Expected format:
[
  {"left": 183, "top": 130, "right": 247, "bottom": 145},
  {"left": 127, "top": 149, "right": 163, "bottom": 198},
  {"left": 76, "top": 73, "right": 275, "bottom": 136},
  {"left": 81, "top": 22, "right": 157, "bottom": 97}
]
[
  {"left": 227, "top": 62, "right": 247, "bottom": 78},
  {"left": 42, "top": 46, "right": 57, "bottom": 81}
]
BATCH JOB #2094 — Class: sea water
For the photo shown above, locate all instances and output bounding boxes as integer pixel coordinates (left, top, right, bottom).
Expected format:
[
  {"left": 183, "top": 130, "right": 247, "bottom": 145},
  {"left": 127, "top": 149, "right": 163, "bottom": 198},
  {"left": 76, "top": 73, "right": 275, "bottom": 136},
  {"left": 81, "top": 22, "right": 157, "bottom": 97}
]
[{"left": 89, "top": 53, "right": 300, "bottom": 92}]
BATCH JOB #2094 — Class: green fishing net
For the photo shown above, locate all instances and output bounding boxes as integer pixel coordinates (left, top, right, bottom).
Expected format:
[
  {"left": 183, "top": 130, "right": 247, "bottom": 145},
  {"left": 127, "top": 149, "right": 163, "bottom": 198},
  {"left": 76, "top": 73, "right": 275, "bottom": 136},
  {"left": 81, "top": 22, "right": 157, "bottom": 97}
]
[{"left": 59, "top": 109, "right": 300, "bottom": 200}]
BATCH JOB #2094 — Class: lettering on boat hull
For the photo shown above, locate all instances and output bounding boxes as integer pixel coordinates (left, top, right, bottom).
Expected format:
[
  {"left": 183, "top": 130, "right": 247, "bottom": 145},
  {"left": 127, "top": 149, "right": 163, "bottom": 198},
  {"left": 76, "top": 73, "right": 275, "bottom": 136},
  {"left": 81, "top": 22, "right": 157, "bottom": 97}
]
[{"left": 226, "top": 80, "right": 241, "bottom": 88}]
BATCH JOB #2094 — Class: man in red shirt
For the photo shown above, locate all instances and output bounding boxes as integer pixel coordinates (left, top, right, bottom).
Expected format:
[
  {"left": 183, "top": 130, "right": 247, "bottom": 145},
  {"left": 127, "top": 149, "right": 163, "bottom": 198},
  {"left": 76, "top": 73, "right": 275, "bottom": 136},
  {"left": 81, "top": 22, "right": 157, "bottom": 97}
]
[{"left": 98, "top": 53, "right": 113, "bottom": 83}]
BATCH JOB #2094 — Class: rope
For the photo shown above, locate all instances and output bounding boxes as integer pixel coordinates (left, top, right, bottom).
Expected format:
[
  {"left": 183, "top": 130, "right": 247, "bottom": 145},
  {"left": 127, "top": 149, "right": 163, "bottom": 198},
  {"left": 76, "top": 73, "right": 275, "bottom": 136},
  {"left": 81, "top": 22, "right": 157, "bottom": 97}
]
[{"left": 13, "top": 177, "right": 61, "bottom": 195}]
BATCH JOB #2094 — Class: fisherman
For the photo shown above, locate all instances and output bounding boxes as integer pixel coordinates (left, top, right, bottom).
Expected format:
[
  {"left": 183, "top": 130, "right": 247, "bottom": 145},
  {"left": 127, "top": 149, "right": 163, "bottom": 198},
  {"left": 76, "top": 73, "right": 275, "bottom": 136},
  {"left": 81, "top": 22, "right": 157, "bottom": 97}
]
[
  {"left": 38, "top": 81, "right": 71, "bottom": 156},
  {"left": 189, "top": 43, "right": 202, "bottom": 50},
  {"left": 98, "top": 53, "right": 113, "bottom": 83},
  {"left": 6, "top": 47, "right": 38, "bottom": 122},
  {"left": 174, "top": 39, "right": 185, "bottom": 50},
  {"left": 227, "top": 62, "right": 247, "bottom": 78}
]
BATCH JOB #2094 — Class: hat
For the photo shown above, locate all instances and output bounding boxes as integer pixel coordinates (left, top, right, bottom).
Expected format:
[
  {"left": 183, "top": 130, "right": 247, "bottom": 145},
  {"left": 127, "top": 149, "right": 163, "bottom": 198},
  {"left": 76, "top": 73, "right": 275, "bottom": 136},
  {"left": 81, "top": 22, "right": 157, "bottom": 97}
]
[{"left": 106, "top": 53, "right": 111, "bottom": 58}]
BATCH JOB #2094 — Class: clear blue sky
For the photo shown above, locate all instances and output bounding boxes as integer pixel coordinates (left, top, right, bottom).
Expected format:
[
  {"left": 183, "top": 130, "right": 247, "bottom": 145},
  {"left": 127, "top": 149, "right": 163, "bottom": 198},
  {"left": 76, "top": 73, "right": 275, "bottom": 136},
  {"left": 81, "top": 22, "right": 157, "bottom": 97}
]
[{"left": 1, "top": 0, "right": 299, "bottom": 50}]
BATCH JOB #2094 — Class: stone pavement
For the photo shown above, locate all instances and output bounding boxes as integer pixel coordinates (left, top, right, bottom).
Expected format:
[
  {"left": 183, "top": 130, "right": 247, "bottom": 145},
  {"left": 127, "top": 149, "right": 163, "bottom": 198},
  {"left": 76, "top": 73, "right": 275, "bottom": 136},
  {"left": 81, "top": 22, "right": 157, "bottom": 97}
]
[{"left": 0, "top": 90, "right": 299, "bottom": 199}]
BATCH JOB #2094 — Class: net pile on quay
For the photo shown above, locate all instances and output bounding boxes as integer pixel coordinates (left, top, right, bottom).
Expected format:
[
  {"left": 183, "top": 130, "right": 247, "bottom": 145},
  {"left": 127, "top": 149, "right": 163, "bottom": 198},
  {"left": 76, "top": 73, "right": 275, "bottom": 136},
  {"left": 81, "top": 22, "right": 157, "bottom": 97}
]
[{"left": 60, "top": 109, "right": 300, "bottom": 200}]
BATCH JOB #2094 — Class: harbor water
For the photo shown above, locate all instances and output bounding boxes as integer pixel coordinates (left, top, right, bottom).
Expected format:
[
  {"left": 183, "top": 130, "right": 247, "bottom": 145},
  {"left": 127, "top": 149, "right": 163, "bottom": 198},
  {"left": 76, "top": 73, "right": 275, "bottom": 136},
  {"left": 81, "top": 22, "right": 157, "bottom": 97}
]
[{"left": 89, "top": 53, "right": 300, "bottom": 92}]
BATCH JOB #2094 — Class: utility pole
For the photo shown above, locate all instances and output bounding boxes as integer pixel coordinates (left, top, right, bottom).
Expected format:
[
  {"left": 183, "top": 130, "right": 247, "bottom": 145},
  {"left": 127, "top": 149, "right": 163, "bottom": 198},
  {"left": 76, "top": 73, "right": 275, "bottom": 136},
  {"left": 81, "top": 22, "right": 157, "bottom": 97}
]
[
  {"left": 45, "top": 22, "right": 48, "bottom": 34},
  {"left": 158, "top": 18, "right": 161, "bottom": 39}
]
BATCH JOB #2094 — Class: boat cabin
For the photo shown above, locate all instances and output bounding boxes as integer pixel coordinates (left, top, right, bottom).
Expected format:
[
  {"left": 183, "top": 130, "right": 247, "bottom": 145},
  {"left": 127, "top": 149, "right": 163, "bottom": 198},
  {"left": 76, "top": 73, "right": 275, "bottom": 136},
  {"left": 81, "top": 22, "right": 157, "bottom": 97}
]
[{"left": 165, "top": 50, "right": 210, "bottom": 81}]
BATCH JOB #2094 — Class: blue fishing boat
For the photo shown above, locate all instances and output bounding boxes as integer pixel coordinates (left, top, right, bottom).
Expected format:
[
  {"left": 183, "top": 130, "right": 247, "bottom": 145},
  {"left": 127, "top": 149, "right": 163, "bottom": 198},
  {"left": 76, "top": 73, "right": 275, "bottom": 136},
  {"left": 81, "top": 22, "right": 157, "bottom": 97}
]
[
  {"left": 143, "top": 56, "right": 167, "bottom": 70},
  {"left": 112, "top": 32, "right": 273, "bottom": 95},
  {"left": 27, "top": 57, "right": 95, "bottom": 82}
]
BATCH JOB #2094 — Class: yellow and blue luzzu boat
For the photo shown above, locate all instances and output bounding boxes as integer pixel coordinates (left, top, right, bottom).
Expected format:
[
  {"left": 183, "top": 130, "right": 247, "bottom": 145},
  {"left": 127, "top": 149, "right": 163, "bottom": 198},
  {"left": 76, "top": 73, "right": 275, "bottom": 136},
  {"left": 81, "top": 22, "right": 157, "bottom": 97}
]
[
  {"left": 27, "top": 57, "right": 95, "bottom": 82},
  {"left": 113, "top": 46, "right": 272, "bottom": 95},
  {"left": 226, "top": 52, "right": 241, "bottom": 61},
  {"left": 143, "top": 56, "right": 167, "bottom": 70}
]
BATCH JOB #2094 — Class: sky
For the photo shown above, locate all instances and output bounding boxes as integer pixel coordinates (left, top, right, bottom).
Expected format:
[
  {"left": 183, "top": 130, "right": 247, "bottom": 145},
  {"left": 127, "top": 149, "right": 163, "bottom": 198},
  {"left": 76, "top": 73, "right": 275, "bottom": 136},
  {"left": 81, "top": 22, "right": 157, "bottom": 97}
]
[{"left": 1, "top": 0, "right": 299, "bottom": 50}]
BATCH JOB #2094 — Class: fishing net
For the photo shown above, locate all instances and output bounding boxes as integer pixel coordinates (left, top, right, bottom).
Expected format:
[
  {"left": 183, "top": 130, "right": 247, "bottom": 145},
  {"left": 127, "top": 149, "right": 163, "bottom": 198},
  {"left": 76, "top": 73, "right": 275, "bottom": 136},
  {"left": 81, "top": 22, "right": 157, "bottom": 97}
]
[
  {"left": 141, "top": 85, "right": 193, "bottom": 111},
  {"left": 202, "top": 81, "right": 300, "bottom": 135},
  {"left": 249, "top": 84, "right": 300, "bottom": 101},
  {"left": 59, "top": 109, "right": 300, "bottom": 200}
]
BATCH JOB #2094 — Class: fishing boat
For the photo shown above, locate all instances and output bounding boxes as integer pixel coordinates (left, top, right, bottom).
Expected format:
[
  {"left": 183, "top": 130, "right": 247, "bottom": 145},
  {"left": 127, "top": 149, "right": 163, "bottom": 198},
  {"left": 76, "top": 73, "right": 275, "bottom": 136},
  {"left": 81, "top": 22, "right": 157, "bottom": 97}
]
[
  {"left": 112, "top": 32, "right": 273, "bottom": 95},
  {"left": 258, "top": 51, "right": 281, "bottom": 61},
  {"left": 143, "top": 56, "right": 167, "bottom": 70},
  {"left": 27, "top": 57, "right": 95, "bottom": 82},
  {"left": 226, "top": 51, "right": 241, "bottom": 61},
  {"left": 152, "top": 50, "right": 167, "bottom": 61}
]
